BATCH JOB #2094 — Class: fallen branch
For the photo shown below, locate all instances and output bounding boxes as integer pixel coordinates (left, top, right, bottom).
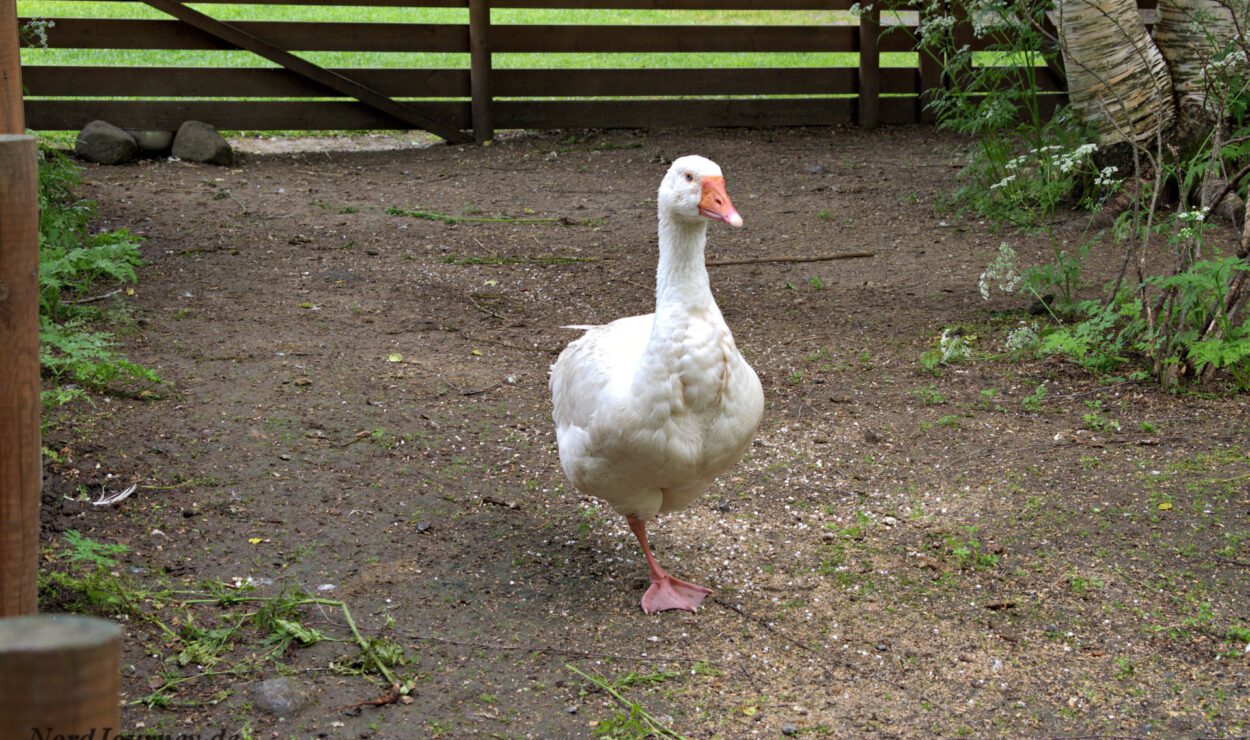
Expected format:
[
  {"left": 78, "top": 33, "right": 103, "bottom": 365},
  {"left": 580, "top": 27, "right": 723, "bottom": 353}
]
[
  {"left": 336, "top": 683, "right": 407, "bottom": 712},
  {"left": 71, "top": 288, "right": 124, "bottom": 304},
  {"left": 707, "top": 252, "right": 875, "bottom": 267},
  {"left": 1214, "top": 556, "right": 1250, "bottom": 568}
]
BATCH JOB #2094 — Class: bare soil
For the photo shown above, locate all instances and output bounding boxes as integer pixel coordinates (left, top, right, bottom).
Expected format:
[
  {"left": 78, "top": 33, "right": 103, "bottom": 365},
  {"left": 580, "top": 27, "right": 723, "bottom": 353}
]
[{"left": 43, "top": 126, "right": 1250, "bottom": 738}]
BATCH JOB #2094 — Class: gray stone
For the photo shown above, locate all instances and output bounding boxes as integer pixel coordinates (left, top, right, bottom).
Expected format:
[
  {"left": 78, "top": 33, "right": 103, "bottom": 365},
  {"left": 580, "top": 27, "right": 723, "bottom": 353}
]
[
  {"left": 126, "top": 130, "right": 175, "bottom": 156},
  {"left": 75, "top": 120, "right": 137, "bottom": 165},
  {"left": 172, "top": 120, "right": 234, "bottom": 166},
  {"left": 251, "top": 676, "right": 310, "bottom": 717}
]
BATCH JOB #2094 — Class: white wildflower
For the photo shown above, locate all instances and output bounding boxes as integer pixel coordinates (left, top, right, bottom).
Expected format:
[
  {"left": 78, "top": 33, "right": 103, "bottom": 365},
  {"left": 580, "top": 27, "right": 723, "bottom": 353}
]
[
  {"left": 939, "top": 329, "right": 970, "bottom": 363},
  {"left": 978, "top": 243, "right": 1021, "bottom": 300},
  {"left": 1094, "top": 165, "right": 1119, "bottom": 188},
  {"left": 1005, "top": 323, "right": 1040, "bottom": 352},
  {"left": 990, "top": 174, "right": 1016, "bottom": 191}
]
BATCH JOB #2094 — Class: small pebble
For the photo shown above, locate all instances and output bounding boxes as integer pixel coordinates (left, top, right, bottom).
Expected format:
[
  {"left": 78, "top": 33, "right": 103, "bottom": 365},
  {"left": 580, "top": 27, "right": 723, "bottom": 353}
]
[{"left": 782, "top": 724, "right": 798, "bottom": 736}]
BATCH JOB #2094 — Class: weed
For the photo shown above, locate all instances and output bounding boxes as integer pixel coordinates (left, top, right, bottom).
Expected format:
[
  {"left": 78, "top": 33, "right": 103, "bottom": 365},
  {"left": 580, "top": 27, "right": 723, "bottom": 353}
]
[
  {"left": 939, "top": 526, "right": 999, "bottom": 570},
  {"left": 809, "top": 275, "right": 825, "bottom": 290},
  {"left": 62, "top": 529, "right": 128, "bottom": 566},
  {"left": 1021, "top": 384, "right": 1048, "bottom": 412},
  {"left": 566, "top": 664, "right": 681, "bottom": 738},
  {"left": 1068, "top": 573, "right": 1103, "bottom": 596},
  {"left": 41, "top": 531, "right": 413, "bottom": 707},
  {"left": 1082, "top": 411, "right": 1121, "bottom": 433},
  {"left": 911, "top": 383, "right": 946, "bottom": 405}
]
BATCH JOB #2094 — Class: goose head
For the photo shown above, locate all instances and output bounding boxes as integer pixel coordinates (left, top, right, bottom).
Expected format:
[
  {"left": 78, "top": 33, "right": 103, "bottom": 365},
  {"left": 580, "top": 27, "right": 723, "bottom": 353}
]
[{"left": 658, "top": 155, "right": 743, "bottom": 228}]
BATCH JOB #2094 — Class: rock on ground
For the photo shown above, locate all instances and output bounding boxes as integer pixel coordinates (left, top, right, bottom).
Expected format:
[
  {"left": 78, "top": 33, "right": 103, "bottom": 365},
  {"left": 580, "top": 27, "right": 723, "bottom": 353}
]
[
  {"left": 75, "top": 120, "right": 138, "bottom": 165},
  {"left": 250, "top": 676, "right": 310, "bottom": 717},
  {"left": 172, "top": 120, "right": 234, "bottom": 166}
]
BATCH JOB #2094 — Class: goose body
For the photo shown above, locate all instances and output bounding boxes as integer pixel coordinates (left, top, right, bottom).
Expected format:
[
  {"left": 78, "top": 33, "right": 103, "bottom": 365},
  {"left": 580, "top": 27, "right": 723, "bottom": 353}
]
[{"left": 550, "top": 156, "right": 764, "bottom": 613}]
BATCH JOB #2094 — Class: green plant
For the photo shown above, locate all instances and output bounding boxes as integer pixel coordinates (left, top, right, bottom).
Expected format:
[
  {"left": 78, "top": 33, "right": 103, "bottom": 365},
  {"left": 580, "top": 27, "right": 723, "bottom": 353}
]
[
  {"left": 42, "top": 530, "right": 413, "bottom": 707},
  {"left": 36, "top": 143, "right": 160, "bottom": 407},
  {"left": 62, "top": 529, "right": 128, "bottom": 566},
  {"left": 911, "top": 383, "right": 946, "bottom": 405},
  {"left": 566, "top": 664, "right": 681, "bottom": 739},
  {"left": 920, "top": 328, "right": 972, "bottom": 374},
  {"left": 1020, "top": 384, "right": 1048, "bottom": 412},
  {"left": 941, "top": 526, "right": 999, "bottom": 570}
]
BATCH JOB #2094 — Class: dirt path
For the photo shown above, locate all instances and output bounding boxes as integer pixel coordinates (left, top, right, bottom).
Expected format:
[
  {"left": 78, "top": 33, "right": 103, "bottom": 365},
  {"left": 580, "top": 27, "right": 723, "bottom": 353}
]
[{"left": 43, "top": 126, "right": 1249, "bottom": 738}]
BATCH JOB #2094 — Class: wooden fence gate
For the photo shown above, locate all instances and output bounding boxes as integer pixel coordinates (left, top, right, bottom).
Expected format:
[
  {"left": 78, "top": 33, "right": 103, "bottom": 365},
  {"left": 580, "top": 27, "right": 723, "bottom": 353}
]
[{"left": 18, "top": 0, "right": 1055, "bottom": 140}]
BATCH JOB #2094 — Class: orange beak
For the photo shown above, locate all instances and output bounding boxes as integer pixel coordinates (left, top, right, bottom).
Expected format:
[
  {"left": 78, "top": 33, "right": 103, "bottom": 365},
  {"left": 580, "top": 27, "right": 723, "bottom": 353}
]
[{"left": 699, "top": 176, "right": 743, "bottom": 228}]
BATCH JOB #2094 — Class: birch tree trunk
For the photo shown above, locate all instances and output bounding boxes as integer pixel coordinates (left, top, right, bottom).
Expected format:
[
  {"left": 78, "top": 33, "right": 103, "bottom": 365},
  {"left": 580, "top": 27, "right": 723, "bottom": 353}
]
[
  {"left": 1056, "top": 0, "right": 1175, "bottom": 145},
  {"left": 1152, "top": 0, "right": 1241, "bottom": 120}
]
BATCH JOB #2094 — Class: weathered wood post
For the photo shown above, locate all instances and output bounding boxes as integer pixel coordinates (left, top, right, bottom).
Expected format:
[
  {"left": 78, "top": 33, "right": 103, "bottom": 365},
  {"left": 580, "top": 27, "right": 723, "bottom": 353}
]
[
  {"left": 0, "top": 615, "right": 124, "bottom": 736},
  {"left": 0, "top": 132, "right": 40, "bottom": 618},
  {"left": 469, "top": 0, "right": 494, "bottom": 143},
  {"left": 1, "top": 0, "right": 23, "bottom": 133},
  {"left": 917, "top": 2, "right": 943, "bottom": 123},
  {"left": 857, "top": 2, "right": 881, "bottom": 129}
]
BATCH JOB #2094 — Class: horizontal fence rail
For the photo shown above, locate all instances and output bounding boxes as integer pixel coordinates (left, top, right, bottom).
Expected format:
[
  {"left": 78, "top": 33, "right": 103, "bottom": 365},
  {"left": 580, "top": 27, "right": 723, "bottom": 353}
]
[{"left": 18, "top": 0, "right": 1067, "bottom": 138}]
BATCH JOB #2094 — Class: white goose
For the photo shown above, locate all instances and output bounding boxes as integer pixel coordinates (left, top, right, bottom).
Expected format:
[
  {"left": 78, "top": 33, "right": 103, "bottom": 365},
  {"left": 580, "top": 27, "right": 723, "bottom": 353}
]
[{"left": 550, "top": 155, "right": 764, "bottom": 614}]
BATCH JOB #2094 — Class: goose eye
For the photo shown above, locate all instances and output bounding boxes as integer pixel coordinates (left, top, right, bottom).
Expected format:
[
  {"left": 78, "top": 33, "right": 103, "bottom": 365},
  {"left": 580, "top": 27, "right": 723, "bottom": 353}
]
[{"left": 684, "top": 173, "right": 694, "bottom": 182}]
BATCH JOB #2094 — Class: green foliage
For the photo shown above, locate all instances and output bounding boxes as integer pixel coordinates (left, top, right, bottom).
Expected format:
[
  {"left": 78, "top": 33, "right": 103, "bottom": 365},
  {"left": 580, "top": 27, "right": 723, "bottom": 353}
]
[
  {"left": 942, "top": 526, "right": 1000, "bottom": 570},
  {"left": 41, "top": 532, "right": 412, "bottom": 707},
  {"left": 36, "top": 143, "right": 160, "bottom": 407},
  {"left": 567, "top": 664, "right": 682, "bottom": 739},
  {"left": 62, "top": 528, "right": 129, "bottom": 566},
  {"left": 913, "top": 0, "right": 1118, "bottom": 227},
  {"left": 1020, "top": 384, "right": 1047, "bottom": 412}
]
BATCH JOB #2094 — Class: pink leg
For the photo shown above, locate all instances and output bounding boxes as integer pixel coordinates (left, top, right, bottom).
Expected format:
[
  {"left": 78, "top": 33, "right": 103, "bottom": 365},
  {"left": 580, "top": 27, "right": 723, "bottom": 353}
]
[{"left": 626, "top": 516, "right": 711, "bottom": 614}]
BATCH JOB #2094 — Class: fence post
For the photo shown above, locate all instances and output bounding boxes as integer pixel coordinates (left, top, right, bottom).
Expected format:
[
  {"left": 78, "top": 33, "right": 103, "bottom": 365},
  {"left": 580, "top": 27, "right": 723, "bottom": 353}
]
[
  {"left": 857, "top": 3, "right": 880, "bottom": 129},
  {"left": 0, "top": 133, "right": 39, "bottom": 618},
  {"left": 469, "top": 0, "right": 494, "bottom": 144},
  {"left": 0, "top": 615, "right": 123, "bottom": 736},
  {"left": 916, "top": 3, "right": 942, "bottom": 124},
  {"left": 2, "top": 0, "right": 25, "bottom": 133}
]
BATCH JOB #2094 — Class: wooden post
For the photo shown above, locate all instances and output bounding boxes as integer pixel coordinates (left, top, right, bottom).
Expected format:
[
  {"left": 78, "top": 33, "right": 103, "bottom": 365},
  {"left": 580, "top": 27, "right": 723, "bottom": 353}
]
[
  {"left": 857, "top": 2, "right": 880, "bottom": 129},
  {"left": 0, "top": 615, "right": 123, "bottom": 735},
  {"left": 916, "top": 2, "right": 943, "bottom": 124},
  {"left": 0, "top": 133, "right": 39, "bottom": 618},
  {"left": 2, "top": 0, "right": 25, "bottom": 133},
  {"left": 469, "top": 0, "right": 494, "bottom": 144}
]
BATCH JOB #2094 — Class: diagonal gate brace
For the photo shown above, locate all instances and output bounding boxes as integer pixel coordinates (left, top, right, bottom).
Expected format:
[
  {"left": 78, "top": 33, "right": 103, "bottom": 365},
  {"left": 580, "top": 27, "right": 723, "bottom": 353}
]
[{"left": 141, "top": 0, "right": 472, "bottom": 144}]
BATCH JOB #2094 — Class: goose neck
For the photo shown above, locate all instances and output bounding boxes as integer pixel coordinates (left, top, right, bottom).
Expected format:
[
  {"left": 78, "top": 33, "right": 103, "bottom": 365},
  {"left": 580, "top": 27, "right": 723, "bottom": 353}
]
[{"left": 655, "top": 213, "right": 712, "bottom": 311}]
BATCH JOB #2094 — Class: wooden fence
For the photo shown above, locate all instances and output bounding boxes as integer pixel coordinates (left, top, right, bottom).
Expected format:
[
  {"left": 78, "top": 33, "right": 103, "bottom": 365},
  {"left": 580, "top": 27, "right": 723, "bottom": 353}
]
[{"left": 18, "top": 0, "right": 1061, "bottom": 141}]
